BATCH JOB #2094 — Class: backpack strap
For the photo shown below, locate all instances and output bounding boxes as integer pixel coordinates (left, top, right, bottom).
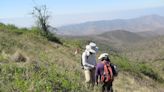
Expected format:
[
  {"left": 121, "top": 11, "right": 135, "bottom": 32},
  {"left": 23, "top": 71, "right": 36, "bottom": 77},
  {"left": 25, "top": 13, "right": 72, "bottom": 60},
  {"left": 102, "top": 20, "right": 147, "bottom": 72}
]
[
  {"left": 103, "top": 63, "right": 113, "bottom": 82},
  {"left": 107, "top": 64, "right": 113, "bottom": 79}
]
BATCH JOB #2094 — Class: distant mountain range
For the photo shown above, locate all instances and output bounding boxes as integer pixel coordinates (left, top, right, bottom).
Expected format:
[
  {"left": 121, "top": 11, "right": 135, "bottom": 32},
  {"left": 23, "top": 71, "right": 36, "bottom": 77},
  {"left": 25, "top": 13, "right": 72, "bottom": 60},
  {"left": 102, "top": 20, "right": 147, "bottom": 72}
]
[
  {"left": 57, "top": 15, "right": 164, "bottom": 36},
  {"left": 98, "top": 30, "right": 144, "bottom": 43},
  {"left": 79, "top": 30, "right": 145, "bottom": 50}
]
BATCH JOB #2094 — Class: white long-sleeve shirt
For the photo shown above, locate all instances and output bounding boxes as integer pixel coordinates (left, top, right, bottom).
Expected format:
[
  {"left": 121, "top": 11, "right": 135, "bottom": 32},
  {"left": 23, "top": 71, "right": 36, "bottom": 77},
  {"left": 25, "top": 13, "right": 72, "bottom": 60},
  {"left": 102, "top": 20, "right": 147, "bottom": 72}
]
[{"left": 82, "top": 50, "right": 97, "bottom": 70}]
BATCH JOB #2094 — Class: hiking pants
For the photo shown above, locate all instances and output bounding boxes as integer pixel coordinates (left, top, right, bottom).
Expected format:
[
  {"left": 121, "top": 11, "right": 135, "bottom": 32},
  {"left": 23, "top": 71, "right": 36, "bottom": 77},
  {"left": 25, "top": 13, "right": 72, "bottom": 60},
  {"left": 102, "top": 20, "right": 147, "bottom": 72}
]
[
  {"left": 102, "top": 82, "right": 113, "bottom": 92},
  {"left": 84, "top": 68, "right": 95, "bottom": 87}
]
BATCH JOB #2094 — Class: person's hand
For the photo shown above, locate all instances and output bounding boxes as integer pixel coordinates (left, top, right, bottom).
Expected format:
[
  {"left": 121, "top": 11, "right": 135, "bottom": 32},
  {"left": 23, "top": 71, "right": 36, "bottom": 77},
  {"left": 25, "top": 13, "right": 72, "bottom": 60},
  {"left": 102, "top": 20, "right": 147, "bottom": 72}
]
[{"left": 92, "top": 65, "right": 96, "bottom": 69}]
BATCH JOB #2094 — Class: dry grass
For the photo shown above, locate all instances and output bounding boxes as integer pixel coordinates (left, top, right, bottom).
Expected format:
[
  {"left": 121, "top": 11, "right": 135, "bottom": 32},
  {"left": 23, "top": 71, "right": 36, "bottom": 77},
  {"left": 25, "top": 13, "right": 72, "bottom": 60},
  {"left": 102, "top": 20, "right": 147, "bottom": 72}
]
[{"left": 113, "top": 72, "right": 163, "bottom": 92}]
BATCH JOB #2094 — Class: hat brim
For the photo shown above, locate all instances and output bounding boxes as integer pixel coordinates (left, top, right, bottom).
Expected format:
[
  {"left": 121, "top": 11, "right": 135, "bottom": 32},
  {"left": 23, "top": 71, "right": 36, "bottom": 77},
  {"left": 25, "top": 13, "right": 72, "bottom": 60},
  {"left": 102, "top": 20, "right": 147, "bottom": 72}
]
[
  {"left": 89, "top": 47, "right": 98, "bottom": 53},
  {"left": 98, "top": 53, "right": 109, "bottom": 60}
]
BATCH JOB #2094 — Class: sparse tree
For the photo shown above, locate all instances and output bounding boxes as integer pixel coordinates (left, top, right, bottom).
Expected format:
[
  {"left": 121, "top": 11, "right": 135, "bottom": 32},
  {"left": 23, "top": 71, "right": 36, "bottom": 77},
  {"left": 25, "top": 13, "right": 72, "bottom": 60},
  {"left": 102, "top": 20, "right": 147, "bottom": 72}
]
[
  {"left": 32, "top": 5, "right": 50, "bottom": 35},
  {"left": 31, "top": 5, "right": 61, "bottom": 43}
]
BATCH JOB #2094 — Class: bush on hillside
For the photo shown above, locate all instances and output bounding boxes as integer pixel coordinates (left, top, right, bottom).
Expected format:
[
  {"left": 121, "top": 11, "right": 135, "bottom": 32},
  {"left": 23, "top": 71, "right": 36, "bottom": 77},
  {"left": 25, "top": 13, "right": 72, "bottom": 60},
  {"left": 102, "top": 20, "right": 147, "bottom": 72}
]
[
  {"left": 110, "top": 54, "right": 164, "bottom": 83},
  {"left": 139, "top": 64, "right": 164, "bottom": 83},
  {"left": 43, "top": 32, "right": 62, "bottom": 44}
]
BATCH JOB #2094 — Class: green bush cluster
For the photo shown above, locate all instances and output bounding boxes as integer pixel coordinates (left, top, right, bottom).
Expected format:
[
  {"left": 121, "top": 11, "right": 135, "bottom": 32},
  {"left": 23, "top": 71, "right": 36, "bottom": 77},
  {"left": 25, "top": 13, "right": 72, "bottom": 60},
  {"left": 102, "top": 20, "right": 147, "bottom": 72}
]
[
  {"left": 110, "top": 54, "right": 164, "bottom": 83},
  {"left": 139, "top": 64, "right": 164, "bottom": 83}
]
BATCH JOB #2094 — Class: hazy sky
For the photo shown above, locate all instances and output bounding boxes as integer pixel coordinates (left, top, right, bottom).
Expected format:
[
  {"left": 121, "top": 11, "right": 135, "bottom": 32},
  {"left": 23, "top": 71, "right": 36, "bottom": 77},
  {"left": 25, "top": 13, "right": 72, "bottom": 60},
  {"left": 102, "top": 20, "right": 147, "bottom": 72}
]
[{"left": 0, "top": 0, "right": 164, "bottom": 27}]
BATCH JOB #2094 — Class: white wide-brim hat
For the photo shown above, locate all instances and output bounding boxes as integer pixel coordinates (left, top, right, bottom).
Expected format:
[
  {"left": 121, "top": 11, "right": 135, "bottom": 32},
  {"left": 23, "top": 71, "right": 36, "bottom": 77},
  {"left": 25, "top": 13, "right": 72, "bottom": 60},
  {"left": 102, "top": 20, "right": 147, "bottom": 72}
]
[
  {"left": 86, "top": 42, "right": 98, "bottom": 53},
  {"left": 98, "top": 53, "right": 109, "bottom": 60}
]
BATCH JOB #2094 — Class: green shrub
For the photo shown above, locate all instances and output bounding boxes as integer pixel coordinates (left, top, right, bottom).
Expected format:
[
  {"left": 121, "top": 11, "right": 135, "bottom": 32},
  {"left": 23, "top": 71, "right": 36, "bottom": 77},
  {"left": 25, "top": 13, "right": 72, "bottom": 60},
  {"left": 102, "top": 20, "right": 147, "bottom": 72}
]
[
  {"left": 139, "top": 64, "right": 164, "bottom": 83},
  {"left": 45, "top": 32, "right": 62, "bottom": 44},
  {"left": 111, "top": 54, "right": 164, "bottom": 83}
]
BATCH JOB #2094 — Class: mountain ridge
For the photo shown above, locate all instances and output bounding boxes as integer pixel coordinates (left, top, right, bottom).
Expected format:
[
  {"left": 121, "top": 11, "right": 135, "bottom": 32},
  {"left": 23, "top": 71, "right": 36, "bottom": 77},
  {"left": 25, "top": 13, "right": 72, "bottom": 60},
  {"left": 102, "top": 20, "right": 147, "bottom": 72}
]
[{"left": 58, "top": 14, "right": 164, "bottom": 36}]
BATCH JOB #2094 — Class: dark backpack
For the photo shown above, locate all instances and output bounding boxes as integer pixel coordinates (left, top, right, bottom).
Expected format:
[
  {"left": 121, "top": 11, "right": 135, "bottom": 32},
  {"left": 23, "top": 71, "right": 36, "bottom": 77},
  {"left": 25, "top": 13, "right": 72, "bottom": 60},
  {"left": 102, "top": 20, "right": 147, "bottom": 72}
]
[
  {"left": 110, "top": 63, "right": 118, "bottom": 77},
  {"left": 101, "top": 63, "right": 114, "bottom": 82}
]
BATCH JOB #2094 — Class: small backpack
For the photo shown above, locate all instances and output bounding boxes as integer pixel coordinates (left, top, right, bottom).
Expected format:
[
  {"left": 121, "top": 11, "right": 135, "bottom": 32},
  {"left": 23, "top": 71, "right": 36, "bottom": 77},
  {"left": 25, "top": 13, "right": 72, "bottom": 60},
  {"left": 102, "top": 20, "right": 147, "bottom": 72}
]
[
  {"left": 101, "top": 63, "right": 113, "bottom": 82},
  {"left": 110, "top": 63, "right": 118, "bottom": 77}
]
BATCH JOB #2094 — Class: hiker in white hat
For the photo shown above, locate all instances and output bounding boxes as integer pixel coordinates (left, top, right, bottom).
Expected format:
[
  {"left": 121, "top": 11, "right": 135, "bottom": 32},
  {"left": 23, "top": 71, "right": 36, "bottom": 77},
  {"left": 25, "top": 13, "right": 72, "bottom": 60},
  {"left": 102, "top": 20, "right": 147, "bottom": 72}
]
[
  {"left": 81, "top": 42, "right": 98, "bottom": 88},
  {"left": 95, "top": 53, "right": 118, "bottom": 92}
]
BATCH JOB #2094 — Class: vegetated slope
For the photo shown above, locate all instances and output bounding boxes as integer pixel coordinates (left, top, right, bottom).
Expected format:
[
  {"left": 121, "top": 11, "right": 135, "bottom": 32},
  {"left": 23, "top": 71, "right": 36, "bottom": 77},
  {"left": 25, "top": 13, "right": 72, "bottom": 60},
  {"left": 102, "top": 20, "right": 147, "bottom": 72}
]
[
  {"left": 97, "top": 30, "right": 144, "bottom": 44},
  {"left": 0, "top": 23, "right": 163, "bottom": 92},
  {"left": 69, "top": 30, "right": 145, "bottom": 52},
  {"left": 88, "top": 29, "right": 164, "bottom": 86},
  {"left": 0, "top": 23, "right": 88, "bottom": 92},
  {"left": 136, "top": 30, "right": 164, "bottom": 38},
  {"left": 58, "top": 15, "right": 164, "bottom": 36},
  {"left": 87, "top": 29, "right": 164, "bottom": 83},
  {"left": 63, "top": 30, "right": 164, "bottom": 91},
  {"left": 122, "top": 36, "right": 164, "bottom": 80},
  {"left": 62, "top": 33, "right": 164, "bottom": 91}
]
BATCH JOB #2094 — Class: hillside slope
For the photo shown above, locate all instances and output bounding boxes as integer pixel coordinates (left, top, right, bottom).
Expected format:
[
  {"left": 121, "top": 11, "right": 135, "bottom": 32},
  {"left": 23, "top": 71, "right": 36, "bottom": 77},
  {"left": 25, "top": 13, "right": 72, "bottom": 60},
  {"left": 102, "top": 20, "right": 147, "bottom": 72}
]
[
  {"left": 67, "top": 30, "right": 145, "bottom": 52},
  {"left": 0, "top": 24, "right": 88, "bottom": 91},
  {"left": 97, "top": 30, "right": 144, "bottom": 43},
  {"left": 0, "top": 23, "right": 164, "bottom": 92}
]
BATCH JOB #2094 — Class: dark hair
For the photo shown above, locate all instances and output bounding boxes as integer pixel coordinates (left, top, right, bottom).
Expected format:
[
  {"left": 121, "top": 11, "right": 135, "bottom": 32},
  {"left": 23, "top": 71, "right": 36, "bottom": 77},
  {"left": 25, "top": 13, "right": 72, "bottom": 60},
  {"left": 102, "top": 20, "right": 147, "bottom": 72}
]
[{"left": 101, "top": 56, "right": 110, "bottom": 62}]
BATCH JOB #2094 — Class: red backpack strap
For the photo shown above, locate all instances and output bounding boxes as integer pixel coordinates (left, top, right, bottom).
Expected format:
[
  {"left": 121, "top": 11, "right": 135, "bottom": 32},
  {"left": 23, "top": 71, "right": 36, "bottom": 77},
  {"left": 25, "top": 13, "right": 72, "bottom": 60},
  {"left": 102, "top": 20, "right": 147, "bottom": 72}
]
[
  {"left": 104, "top": 63, "right": 113, "bottom": 82},
  {"left": 107, "top": 64, "right": 113, "bottom": 79}
]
